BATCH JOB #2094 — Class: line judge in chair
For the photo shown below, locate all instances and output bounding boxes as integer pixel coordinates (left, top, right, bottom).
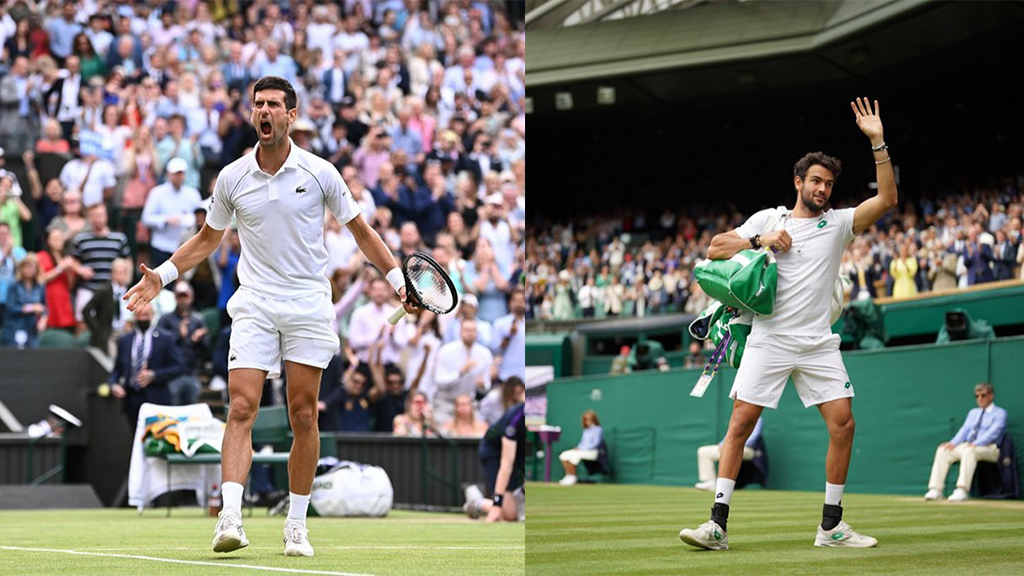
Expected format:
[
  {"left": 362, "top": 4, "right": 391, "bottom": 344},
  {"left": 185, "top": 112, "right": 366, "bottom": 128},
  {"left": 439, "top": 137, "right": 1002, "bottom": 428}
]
[{"left": 925, "top": 382, "right": 1007, "bottom": 502}]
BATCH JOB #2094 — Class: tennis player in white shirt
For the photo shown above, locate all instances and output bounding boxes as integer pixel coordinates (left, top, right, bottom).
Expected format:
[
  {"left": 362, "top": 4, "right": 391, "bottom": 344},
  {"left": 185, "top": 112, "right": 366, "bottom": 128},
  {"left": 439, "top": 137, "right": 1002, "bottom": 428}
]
[
  {"left": 679, "top": 98, "right": 897, "bottom": 550},
  {"left": 124, "top": 76, "right": 415, "bottom": 557}
]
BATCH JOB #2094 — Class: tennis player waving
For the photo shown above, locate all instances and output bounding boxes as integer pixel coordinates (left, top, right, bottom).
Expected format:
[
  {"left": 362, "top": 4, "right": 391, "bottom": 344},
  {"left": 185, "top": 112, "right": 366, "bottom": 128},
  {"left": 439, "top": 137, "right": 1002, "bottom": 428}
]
[
  {"left": 124, "top": 76, "right": 416, "bottom": 556},
  {"left": 679, "top": 98, "right": 896, "bottom": 550}
]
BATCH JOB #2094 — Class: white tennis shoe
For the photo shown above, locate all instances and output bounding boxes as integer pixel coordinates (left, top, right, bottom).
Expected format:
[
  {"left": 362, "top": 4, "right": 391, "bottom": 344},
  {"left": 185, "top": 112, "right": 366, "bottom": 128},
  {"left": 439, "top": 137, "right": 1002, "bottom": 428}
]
[
  {"left": 923, "top": 489, "right": 942, "bottom": 501},
  {"left": 463, "top": 485, "right": 485, "bottom": 519},
  {"left": 814, "top": 520, "right": 878, "bottom": 547},
  {"left": 212, "top": 510, "right": 249, "bottom": 553},
  {"left": 948, "top": 488, "right": 969, "bottom": 502},
  {"left": 283, "top": 520, "right": 314, "bottom": 556},
  {"left": 679, "top": 520, "right": 729, "bottom": 550}
]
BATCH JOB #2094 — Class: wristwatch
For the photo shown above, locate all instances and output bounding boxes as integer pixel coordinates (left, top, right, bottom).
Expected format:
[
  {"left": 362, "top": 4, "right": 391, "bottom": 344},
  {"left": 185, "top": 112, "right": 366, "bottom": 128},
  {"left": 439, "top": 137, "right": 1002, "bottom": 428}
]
[{"left": 750, "top": 234, "right": 761, "bottom": 249}]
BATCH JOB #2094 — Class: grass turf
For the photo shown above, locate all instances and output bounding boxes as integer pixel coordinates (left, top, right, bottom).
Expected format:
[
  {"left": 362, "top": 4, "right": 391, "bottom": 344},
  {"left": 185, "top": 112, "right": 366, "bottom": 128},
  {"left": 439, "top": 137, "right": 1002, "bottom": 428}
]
[
  {"left": 526, "top": 482, "right": 1024, "bottom": 576},
  {"left": 0, "top": 508, "right": 523, "bottom": 576}
]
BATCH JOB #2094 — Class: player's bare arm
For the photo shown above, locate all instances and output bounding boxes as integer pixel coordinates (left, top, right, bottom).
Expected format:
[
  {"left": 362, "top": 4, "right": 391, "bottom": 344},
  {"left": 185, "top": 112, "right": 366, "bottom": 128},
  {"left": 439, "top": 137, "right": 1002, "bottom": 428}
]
[
  {"left": 707, "top": 229, "right": 792, "bottom": 260},
  {"left": 345, "top": 213, "right": 417, "bottom": 314},
  {"left": 851, "top": 97, "right": 898, "bottom": 234},
  {"left": 123, "top": 223, "right": 225, "bottom": 312}
]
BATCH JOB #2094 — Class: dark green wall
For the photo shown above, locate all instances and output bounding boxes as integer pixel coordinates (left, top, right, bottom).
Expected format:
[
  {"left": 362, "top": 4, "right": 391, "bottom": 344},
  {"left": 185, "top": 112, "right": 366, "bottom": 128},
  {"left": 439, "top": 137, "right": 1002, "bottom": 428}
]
[{"left": 546, "top": 336, "right": 1024, "bottom": 495}]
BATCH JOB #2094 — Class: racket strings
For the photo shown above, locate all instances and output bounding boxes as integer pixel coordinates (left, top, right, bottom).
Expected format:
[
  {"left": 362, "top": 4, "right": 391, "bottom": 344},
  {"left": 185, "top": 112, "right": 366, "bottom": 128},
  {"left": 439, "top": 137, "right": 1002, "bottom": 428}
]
[{"left": 407, "top": 258, "right": 455, "bottom": 314}]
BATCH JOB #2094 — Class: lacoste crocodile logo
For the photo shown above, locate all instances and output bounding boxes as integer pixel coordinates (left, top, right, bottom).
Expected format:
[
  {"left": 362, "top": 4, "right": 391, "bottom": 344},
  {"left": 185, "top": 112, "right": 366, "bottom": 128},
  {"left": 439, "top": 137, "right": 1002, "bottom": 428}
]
[
  {"left": 230, "top": 353, "right": 237, "bottom": 361},
  {"left": 296, "top": 186, "right": 307, "bottom": 194}
]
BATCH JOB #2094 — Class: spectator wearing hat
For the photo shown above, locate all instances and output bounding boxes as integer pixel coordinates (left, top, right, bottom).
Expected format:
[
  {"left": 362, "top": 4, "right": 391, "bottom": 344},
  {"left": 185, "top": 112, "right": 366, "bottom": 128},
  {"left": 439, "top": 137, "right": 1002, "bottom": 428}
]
[
  {"left": 157, "top": 280, "right": 208, "bottom": 406},
  {"left": 142, "top": 157, "right": 202, "bottom": 268},
  {"left": 443, "top": 293, "right": 494, "bottom": 347},
  {"left": 290, "top": 119, "right": 322, "bottom": 156}
]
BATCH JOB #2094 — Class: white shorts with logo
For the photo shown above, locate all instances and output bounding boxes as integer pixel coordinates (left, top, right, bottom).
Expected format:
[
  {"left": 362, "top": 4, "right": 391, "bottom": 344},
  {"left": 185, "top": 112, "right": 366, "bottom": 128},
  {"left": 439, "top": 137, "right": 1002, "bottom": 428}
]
[
  {"left": 729, "top": 332, "right": 853, "bottom": 409},
  {"left": 226, "top": 287, "right": 340, "bottom": 379}
]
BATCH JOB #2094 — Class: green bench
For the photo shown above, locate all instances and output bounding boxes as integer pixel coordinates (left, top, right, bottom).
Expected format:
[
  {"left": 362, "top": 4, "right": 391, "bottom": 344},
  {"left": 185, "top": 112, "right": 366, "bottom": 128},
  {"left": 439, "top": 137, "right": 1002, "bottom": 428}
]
[{"left": 160, "top": 406, "right": 292, "bottom": 516}]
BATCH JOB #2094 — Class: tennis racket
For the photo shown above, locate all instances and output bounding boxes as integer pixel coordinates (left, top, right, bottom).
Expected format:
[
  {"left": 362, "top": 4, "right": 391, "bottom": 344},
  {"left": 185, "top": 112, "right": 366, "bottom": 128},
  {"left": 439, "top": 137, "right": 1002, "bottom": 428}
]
[{"left": 387, "top": 251, "right": 459, "bottom": 325}]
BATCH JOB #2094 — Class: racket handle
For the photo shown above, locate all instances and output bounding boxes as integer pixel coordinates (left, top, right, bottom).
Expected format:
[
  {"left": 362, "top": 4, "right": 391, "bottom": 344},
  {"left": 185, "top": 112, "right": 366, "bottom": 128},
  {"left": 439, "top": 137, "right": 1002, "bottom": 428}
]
[{"left": 388, "top": 305, "right": 408, "bottom": 325}]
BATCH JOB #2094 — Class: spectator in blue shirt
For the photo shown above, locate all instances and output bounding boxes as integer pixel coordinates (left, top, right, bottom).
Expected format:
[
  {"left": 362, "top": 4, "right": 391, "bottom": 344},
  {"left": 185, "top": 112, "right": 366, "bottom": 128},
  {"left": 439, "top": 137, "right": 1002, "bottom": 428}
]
[
  {"left": 925, "top": 382, "right": 1007, "bottom": 502},
  {"left": 695, "top": 418, "right": 764, "bottom": 491},
  {"left": 47, "top": 2, "right": 83, "bottom": 62},
  {"left": 558, "top": 410, "right": 603, "bottom": 486},
  {"left": 1, "top": 253, "right": 47, "bottom": 348}
]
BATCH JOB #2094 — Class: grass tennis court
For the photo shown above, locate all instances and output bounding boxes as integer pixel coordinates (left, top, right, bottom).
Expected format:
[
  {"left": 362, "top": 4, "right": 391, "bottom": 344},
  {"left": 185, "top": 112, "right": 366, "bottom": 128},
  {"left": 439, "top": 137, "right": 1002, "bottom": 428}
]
[
  {"left": 0, "top": 508, "right": 523, "bottom": 576},
  {"left": 526, "top": 482, "right": 1024, "bottom": 576}
]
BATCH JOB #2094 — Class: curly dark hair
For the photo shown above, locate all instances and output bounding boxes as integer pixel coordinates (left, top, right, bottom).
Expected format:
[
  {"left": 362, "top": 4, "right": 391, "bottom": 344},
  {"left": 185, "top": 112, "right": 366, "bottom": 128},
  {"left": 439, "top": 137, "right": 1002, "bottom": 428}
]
[
  {"left": 251, "top": 76, "right": 297, "bottom": 110},
  {"left": 793, "top": 151, "right": 842, "bottom": 182}
]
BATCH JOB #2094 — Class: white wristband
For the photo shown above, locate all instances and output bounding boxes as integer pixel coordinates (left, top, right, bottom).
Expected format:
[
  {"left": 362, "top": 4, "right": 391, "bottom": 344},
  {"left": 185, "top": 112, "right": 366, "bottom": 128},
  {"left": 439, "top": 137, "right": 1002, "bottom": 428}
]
[
  {"left": 386, "top": 267, "right": 405, "bottom": 294},
  {"left": 154, "top": 261, "right": 179, "bottom": 288}
]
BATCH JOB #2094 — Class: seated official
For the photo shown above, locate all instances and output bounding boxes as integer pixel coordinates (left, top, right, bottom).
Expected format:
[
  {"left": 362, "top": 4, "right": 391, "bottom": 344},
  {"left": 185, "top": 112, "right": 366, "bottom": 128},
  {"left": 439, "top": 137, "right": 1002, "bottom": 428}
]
[
  {"left": 925, "top": 382, "right": 1007, "bottom": 502},
  {"left": 695, "top": 417, "right": 764, "bottom": 491},
  {"left": 558, "top": 410, "right": 603, "bottom": 486},
  {"left": 109, "top": 302, "right": 186, "bottom": 431}
]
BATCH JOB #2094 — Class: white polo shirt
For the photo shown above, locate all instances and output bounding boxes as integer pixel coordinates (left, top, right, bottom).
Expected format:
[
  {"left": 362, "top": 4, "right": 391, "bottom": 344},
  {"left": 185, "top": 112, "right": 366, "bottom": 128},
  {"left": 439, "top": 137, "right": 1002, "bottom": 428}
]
[{"left": 206, "top": 139, "right": 361, "bottom": 300}]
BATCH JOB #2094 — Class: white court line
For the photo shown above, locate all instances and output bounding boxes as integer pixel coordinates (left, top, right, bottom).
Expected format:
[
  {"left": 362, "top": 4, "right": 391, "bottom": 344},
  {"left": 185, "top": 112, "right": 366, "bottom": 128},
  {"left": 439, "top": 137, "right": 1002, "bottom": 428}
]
[
  {"left": 0, "top": 546, "right": 374, "bottom": 576},
  {"left": 77, "top": 546, "right": 523, "bottom": 552}
]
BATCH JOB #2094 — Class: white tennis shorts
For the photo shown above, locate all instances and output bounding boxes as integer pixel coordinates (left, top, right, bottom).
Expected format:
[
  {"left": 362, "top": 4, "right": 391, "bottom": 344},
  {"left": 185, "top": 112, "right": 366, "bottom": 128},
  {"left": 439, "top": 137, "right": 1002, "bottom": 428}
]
[
  {"left": 729, "top": 332, "right": 854, "bottom": 409},
  {"left": 226, "top": 287, "right": 340, "bottom": 379}
]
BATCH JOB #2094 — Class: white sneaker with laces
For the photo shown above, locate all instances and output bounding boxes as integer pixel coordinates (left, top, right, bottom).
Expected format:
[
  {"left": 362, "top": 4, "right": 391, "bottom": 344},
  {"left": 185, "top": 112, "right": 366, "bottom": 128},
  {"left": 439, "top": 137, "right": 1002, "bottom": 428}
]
[
  {"left": 923, "top": 489, "right": 943, "bottom": 501},
  {"left": 212, "top": 510, "right": 249, "bottom": 553},
  {"left": 679, "top": 520, "right": 728, "bottom": 550},
  {"left": 948, "top": 488, "right": 969, "bottom": 502},
  {"left": 694, "top": 480, "right": 716, "bottom": 492},
  {"left": 814, "top": 520, "right": 878, "bottom": 547},
  {"left": 463, "top": 485, "right": 484, "bottom": 519},
  {"left": 283, "top": 520, "right": 314, "bottom": 556},
  {"left": 558, "top": 475, "right": 577, "bottom": 486}
]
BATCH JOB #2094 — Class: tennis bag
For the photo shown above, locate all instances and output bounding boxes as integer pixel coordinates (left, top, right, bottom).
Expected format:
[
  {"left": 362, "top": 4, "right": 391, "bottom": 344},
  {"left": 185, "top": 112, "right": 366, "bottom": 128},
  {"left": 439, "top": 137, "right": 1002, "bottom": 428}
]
[
  {"left": 694, "top": 248, "right": 778, "bottom": 316},
  {"left": 310, "top": 461, "right": 393, "bottom": 517},
  {"left": 689, "top": 301, "right": 752, "bottom": 369}
]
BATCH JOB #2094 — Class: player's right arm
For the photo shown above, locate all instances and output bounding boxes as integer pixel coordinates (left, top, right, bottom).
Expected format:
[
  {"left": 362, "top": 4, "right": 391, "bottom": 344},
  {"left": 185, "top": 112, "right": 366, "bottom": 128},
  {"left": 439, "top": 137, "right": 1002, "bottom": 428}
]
[
  {"left": 124, "top": 223, "right": 225, "bottom": 312},
  {"left": 707, "top": 229, "right": 791, "bottom": 260}
]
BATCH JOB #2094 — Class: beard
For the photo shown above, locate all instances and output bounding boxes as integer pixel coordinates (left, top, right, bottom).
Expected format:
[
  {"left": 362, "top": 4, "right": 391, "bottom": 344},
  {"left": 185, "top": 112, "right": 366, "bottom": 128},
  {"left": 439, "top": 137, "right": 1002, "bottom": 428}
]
[{"left": 799, "top": 186, "right": 827, "bottom": 214}]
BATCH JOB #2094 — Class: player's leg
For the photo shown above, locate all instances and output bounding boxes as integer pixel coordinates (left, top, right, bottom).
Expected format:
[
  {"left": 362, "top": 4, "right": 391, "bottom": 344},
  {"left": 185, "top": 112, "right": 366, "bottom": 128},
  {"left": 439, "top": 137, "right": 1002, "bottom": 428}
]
[
  {"left": 680, "top": 333, "right": 790, "bottom": 551},
  {"left": 812, "top": 397, "right": 876, "bottom": 547},
  {"left": 926, "top": 443, "right": 960, "bottom": 499},
  {"left": 213, "top": 367, "right": 267, "bottom": 553},
  {"left": 281, "top": 360, "right": 324, "bottom": 557}
]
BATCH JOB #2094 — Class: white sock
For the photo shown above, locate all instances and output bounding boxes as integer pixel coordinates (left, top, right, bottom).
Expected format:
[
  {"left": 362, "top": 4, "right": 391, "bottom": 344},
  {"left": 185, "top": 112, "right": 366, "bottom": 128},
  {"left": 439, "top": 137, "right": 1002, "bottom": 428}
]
[
  {"left": 288, "top": 492, "right": 310, "bottom": 524},
  {"left": 825, "top": 482, "right": 845, "bottom": 506},
  {"left": 714, "top": 478, "right": 736, "bottom": 506},
  {"left": 221, "top": 481, "right": 244, "bottom": 517}
]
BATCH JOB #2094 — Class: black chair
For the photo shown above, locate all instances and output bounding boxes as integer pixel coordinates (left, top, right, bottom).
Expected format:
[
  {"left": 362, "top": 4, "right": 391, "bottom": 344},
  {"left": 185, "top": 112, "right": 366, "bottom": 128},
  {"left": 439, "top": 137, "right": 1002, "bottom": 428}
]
[
  {"left": 735, "top": 435, "right": 768, "bottom": 489},
  {"left": 579, "top": 439, "right": 612, "bottom": 482},
  {"left": 971, "top": 433, "right": 1019, "bottom": 500}
]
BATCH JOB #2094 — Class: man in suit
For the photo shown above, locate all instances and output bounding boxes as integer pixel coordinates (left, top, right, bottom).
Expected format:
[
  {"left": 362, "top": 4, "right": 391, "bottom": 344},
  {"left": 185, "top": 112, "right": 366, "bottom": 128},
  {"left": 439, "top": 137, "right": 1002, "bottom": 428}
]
[
  {"left": 109, "top": 301, "right": 186, "bottom": 432},
  {"left": 963, "top": 226, "right": 994, "bottom": 285},
  {"left": 992, "top": 229, "right": 1016, "bottom": 281},
  {"left": 924, "top": 382, "right": 1008, "bottom": 502}
]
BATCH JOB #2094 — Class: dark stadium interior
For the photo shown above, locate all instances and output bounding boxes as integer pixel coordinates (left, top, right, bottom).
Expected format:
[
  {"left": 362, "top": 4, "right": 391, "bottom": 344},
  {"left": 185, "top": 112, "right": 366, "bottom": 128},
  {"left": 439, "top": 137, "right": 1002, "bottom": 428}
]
[{"left": 529, "top": 1, "right": 1024, "bottom": 222}]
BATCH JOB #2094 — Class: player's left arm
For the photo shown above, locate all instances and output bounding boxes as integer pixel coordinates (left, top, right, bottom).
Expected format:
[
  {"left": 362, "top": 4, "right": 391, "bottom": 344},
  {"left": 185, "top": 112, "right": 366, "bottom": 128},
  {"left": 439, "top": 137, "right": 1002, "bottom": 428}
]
[{"left": 851, "top": 97, "right": 898, "bottom": 235}]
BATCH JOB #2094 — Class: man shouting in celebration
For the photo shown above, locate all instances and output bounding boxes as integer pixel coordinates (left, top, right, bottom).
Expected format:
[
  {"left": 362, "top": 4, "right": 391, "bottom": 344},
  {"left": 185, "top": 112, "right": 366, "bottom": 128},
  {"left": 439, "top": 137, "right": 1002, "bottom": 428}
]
[
  {"left": 679, "top": 98, "right": 896, "bottom": 550},
  {"left": 124, "top": 76, "right": 415, "bottom": 556}
]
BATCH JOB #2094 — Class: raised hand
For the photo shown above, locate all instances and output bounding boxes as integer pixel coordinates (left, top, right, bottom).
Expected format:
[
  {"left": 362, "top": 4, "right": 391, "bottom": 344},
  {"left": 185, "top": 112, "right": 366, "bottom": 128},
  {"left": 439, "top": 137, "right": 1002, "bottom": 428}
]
[
  {"left": 851, "top": 97, "right": 884, "bottom": 142},
  {"left": 123, "top": 263, "right": 162, "bottom": 313}
]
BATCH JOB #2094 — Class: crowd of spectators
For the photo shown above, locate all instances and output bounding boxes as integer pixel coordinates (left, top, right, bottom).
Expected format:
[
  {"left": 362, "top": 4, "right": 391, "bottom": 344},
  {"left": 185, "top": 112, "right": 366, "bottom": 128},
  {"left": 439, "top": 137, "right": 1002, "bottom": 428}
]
[
  {"left": 527, "top": 180, "right": 1024, "bottom": 320},
  {"left": 0, "top": 0, "right": 525, "bottom": 438}
]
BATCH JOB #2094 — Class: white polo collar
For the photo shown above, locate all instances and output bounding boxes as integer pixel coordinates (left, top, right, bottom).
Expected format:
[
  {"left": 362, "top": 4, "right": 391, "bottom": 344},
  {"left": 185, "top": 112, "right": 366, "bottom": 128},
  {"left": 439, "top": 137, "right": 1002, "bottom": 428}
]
[{"left": 250, "top": 137, "right": 302, "bottom": 177}]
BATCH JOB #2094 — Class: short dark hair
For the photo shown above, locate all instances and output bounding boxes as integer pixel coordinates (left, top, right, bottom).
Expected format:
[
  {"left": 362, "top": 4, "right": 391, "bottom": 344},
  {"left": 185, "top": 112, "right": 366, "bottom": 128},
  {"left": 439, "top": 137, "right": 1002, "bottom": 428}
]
[
  {"left": 793, "top": 151, "right": 842, "bottom": 182},
  {"left": 252, "top": 76, "right": 297, "bottom": 110}
]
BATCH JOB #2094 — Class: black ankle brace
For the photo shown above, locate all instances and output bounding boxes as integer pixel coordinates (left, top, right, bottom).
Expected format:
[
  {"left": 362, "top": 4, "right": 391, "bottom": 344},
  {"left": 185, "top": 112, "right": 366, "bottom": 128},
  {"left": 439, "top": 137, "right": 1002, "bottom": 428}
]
[
  {"left": 710, "top": 502, "right": 729, "bottom": 531},
  {"left": 821, "top": 503, "right": 843, "bottom": 530}
]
